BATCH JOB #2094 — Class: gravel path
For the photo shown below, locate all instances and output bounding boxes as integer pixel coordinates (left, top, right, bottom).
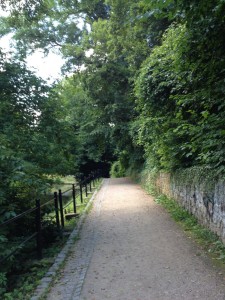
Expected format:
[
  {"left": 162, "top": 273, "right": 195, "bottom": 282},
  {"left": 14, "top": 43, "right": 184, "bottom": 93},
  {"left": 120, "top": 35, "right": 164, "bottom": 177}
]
[{"left": 46, "top": 178, "right": 225, "bottom": 300}]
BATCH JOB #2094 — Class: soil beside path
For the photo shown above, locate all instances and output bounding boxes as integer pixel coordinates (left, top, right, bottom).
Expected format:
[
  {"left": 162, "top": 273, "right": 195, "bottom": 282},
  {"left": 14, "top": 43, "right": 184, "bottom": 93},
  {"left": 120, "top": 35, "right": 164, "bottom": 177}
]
[{"left": 46, "top": 178, "right": 225, "bottom": 300}]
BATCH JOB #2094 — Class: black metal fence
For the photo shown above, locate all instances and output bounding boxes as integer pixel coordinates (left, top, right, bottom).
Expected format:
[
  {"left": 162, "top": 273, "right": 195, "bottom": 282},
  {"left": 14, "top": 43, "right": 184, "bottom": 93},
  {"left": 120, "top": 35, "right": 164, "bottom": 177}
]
[{"left": 0, "top": 170, "right": 101, "bottom": 264}]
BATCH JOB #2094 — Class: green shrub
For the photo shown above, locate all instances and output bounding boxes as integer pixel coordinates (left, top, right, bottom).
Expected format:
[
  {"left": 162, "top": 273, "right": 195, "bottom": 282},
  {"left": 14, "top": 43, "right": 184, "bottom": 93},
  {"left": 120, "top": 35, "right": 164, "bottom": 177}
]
[{"left": 110, "top": 161, "right": 126, "bottom": 178}]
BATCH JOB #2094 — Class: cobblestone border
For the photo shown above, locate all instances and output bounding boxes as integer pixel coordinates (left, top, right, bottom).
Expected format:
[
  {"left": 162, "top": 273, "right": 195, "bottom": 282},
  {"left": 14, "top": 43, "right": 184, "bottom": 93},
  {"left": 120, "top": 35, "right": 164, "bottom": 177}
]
[{"left": 31, "top": 180, "right": 104, "bottom": 300}]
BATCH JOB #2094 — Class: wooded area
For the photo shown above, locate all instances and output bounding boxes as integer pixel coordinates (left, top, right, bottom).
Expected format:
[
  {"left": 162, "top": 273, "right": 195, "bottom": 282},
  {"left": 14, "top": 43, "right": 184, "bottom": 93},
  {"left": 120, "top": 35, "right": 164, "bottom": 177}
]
[{"left": 1, "top": 0, "right": 225, "bottom": 297}]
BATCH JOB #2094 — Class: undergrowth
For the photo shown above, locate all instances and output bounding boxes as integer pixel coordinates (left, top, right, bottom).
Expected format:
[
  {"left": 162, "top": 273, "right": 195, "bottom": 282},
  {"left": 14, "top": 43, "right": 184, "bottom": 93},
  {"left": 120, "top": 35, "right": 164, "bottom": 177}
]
[
  {"left": 1, "top": 179, "right": 102, "bottom": 300},
  {"left": 2, "top": 241, "right": 65, "bottom": 300}
]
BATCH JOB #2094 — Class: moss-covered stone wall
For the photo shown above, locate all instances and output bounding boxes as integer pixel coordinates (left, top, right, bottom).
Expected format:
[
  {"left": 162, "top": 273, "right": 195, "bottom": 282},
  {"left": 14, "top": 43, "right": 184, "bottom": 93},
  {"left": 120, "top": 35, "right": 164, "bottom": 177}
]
[{"left": 142, "top": 168, "right": 225, "bottom": 243}]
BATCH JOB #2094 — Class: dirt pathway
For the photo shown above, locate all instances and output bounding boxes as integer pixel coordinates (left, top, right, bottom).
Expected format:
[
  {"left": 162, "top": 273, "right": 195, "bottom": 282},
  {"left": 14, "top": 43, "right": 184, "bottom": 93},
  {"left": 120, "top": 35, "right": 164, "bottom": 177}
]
[{"left": 46, "top": 178, "right": 225, "bottom": 300}]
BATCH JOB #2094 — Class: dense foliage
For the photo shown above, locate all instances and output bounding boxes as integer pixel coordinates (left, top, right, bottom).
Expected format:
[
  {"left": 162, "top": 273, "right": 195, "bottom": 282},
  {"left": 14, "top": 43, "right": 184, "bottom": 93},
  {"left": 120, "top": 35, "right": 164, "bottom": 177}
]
[{"left": 134, "top": 1, "right": 225, "bottom": 173}]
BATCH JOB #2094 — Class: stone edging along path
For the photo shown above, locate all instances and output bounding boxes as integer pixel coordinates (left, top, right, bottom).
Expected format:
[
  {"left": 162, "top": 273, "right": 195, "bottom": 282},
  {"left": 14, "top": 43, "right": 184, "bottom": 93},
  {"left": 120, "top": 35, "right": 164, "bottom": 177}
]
[
  {"left": 32, "top": 178, "right": 225, "bottom": 299},
  {"left": 31, "top": 180, "right": 104, "bottom": 300}
]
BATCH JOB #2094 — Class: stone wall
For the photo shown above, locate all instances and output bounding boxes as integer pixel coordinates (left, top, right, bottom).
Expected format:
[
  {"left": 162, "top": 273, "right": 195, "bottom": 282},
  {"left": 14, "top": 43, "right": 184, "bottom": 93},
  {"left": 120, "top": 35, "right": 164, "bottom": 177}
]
[{"left": 153, "top": 172, "right": 225, "bottom": 243}]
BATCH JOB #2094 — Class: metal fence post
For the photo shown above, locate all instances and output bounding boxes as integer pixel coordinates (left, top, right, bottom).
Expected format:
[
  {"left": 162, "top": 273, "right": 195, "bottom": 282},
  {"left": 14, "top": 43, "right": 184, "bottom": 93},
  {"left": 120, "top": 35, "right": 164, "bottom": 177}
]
[
  {"left": 85, "top": 178, "right": 88, "bottom": 197},
  {"left": 35, "top": 199, "right": 42, "bottom": 259},
  {"left": 79, "top": 183, "right": 83, "bottom": 203},
  {"left": 92, "top": 174, "right": 95, "bottom": 188},
  {"left": 89, "top": 176, "right": 92, "bottom": 192},
  {"left": 72, "top": 184, "right": 77, "bottom": 213},
  {"left": 58, "top": 189, "right": 64, "bottom": 228},
  {"left": 54, "top": 192, "right": 60, "bottom": 233},
  {"left": 97, "top": 170, "right": 100, "bottom": 182}
]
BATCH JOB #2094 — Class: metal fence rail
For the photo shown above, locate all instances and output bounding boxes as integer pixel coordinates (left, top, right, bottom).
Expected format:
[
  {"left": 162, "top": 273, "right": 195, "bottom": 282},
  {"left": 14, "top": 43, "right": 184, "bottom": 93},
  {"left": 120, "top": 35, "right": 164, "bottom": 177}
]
[{"left": 0, "top": 170, "right": 101, "bottom": 263}]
